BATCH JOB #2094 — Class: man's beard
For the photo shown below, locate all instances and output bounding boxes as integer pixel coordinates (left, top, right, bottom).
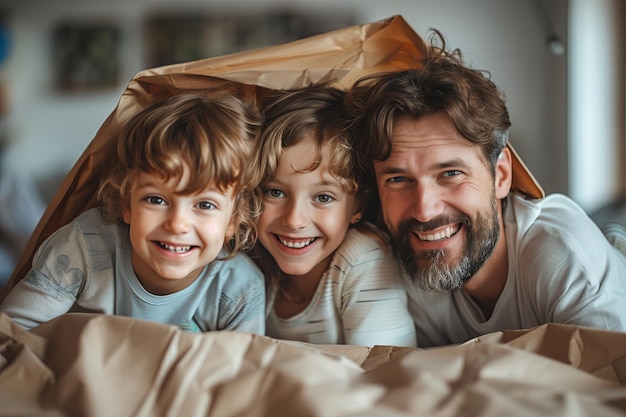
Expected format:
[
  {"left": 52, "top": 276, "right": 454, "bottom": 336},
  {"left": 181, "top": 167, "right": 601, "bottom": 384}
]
[{"left": 390, "top": 198, "right": 500, "bottom": 293}]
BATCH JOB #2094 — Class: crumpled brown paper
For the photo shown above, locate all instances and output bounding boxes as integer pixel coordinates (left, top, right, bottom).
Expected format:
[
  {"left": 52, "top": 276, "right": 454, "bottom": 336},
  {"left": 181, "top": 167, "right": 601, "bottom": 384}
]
[
  {"left": 0, "top": 16, "right": 424, "bottom": 301},
  {"left": 1, "top": 15, "right": 614, "bottom": 416},
  {"left": 2, "top": 312, "right": 626, "bottom": 417},
  {"left": 0, "top": 14, "right": 426, "bottom": 302},
  {"left": 0, "top": 14, "right": 543, "bottom": 301}
]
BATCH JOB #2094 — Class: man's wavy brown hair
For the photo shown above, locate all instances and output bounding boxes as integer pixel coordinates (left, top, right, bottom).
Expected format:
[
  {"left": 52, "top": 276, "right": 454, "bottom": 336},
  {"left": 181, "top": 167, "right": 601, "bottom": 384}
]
[{"left": 346, "top": 30, "right": 511, "bottom": 223}]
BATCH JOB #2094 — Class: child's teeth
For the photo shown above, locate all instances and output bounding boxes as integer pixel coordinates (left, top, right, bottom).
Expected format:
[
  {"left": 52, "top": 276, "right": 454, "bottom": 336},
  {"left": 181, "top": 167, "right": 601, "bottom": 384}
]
[
  {"left": 279, "top": 237, "right": 315, "bottom": 248},
  {"left": 162, "top": 243, "right": 191, "bottom": 252}
]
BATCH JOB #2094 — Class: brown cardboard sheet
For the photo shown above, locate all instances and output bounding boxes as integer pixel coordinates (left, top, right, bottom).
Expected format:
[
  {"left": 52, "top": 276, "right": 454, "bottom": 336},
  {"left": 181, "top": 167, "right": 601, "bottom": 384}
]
[
  {"left": 0, "top": 14, "right": 611, "bottom": 416},
  {"left": 0, "top": 14, "right": 426, "bottom": 301},
  {"left": 0, "top": 14, "right": 543, "bottom": 301},
  {"left": 2, "top": 312, "right": 626, "bottom": 417}
]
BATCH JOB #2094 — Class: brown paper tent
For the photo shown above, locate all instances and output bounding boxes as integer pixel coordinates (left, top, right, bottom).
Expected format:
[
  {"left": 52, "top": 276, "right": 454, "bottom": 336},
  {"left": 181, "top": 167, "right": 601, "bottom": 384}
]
[{"left": 0, "top": 14, "right": 544, "bottom": 300}]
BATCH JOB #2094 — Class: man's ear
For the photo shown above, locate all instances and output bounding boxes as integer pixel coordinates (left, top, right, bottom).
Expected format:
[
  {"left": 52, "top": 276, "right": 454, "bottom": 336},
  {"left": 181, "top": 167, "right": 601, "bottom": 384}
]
[{"left": 495, "top": 147, "right": 513, "bottom": 199}]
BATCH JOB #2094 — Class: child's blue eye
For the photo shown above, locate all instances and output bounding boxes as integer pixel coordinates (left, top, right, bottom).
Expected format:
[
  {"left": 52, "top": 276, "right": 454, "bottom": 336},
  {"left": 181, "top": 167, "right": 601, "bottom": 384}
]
[
  {"left": 315, "top": 194, "right": 334, "bottom": 203},
  {"left": 265, "top": 189, "right": 284, "bottom": 198},
  {"left": 198, "top": 201, "right": 216, "bottom": 210},
  {"left": 146, "top": 196, "right": 165, "bottom": 205}
]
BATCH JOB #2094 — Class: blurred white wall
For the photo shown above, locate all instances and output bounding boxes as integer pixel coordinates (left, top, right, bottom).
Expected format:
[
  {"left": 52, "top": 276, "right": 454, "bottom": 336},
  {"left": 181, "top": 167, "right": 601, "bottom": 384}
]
[
  {"left": 569, "top": 0, "right": 625, "bottom": 213},
  {"left": 0, "top": 0, "right": 617, "bottom": 214}
]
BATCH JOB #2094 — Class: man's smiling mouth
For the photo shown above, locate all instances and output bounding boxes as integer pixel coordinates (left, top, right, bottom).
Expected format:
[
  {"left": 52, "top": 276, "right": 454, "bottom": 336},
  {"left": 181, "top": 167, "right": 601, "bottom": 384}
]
[
  {"left": 277, "top": 236, "right": 316, "bottom": 249},
  {"left": 415, "top": 225, "right": 460, "bottom": 242}
]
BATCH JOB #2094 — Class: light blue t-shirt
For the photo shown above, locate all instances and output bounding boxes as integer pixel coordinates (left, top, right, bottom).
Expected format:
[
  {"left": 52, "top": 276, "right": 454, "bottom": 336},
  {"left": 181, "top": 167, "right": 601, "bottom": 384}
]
[{"left": 0, "top": 208, "right": 266, "bottom": 334}]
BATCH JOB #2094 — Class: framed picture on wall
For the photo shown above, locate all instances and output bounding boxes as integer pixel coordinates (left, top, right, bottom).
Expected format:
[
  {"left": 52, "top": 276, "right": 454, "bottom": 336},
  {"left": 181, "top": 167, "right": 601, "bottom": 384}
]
[
  {"left": 52, "top": 22, "right": 120, "bottom": 92},
  {"left": 143, "top": 9, "right": 356, "bottom": 68}
]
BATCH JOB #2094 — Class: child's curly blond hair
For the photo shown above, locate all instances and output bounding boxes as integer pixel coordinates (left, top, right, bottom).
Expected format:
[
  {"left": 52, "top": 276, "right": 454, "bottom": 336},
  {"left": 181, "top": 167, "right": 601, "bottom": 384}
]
[{"left": 98, "top": 92, "right": 262, "bottom": 256}]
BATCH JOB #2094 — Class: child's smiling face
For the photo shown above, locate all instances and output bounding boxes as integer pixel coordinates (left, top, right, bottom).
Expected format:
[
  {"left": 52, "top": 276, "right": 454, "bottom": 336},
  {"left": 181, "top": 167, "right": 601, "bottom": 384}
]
[
  {"left": 257, "top": 139, "right": 361, "bottom": 282},
  {"left": 122, "top": 168, "right": 236, "bottom": 295}
]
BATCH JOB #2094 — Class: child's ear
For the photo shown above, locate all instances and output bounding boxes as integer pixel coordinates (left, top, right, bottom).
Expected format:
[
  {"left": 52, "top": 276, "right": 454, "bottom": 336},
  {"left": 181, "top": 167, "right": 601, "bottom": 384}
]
[
  {"left": 350, "top": 194, "right": 365, "bottom": 225},
  {"left": 495, "top": 147, "right": 513, "bottom": 199},
  {"left": 225, "top": 214, "right": 238, "bottom": 240},
  {"left": 350, "top": 210, "right": 363, "bottom": 225},
  {"left": 122, "top": 203, "right": 131, "bottom": 225}
]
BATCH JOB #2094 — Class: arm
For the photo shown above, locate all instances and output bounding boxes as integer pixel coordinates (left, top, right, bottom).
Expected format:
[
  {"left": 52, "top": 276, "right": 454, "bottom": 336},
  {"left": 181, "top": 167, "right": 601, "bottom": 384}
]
[
  {"left": 0, "top": 221, "right": 88, "bottom": 330},
  {"left": 337, "top": 230, "right": 417, "bottom": 347}
]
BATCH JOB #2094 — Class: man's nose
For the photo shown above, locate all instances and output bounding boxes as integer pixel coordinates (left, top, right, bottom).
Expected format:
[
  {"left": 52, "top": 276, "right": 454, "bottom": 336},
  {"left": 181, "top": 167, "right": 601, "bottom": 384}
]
[{"left": 411, "top": 183, "right": 444, "bottom": 223}]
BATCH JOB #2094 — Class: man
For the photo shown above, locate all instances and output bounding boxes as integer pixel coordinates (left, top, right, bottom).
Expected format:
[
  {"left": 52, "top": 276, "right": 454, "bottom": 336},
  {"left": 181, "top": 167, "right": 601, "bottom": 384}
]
[{"left": 347, "top": 33, "right": 626, "bottom": 347}]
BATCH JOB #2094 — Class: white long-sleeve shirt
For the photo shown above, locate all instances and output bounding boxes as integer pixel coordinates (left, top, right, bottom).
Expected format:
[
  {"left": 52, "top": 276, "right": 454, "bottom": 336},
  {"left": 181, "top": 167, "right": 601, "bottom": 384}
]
[
  {"left": 406, "top": 192, "right": 626, "bottom": 347},
  {"left": 266, "top": 227, "right": 417, "bottom": 347}
]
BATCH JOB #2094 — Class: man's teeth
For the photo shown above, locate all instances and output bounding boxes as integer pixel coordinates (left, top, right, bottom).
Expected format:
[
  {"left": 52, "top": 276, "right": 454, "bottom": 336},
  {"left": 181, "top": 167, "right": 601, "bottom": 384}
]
[
  {"left": 160, "top": 243, "right": 191, "bottom": 252},
  {"left": 417, "top": 226, "right": 459, "bottom": 242},
  {"left": 279, "top": 237, "right": 315, "bottom": 249}
]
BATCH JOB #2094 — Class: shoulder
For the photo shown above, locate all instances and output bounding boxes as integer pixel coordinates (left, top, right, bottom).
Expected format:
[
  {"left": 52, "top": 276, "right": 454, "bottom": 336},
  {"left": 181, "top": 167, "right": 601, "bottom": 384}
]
[
  {"left": 203, "top": 252, "right": 266, "bottom": 323},
  {"left": 507, "top": 193, "right": 589, "bottom": 230},
  {"left": 332, "top": 227, "right": 403, "bottom": 290},
  {"left": 31, "top": 209, "right": 124, "bottom": 286},
  {"left": 336, "top": 226, "right": 391, "bottom": 263},
  {"left": 505, "top": 193, "right": 626, "bottom": 287},
  {"left": 506, "top": 193, "right": 599, "bottom": 250},
  {"left": 210, "top": 252, "right": 264, "bottom": 286},
  {"left": 71, "top": 207, "right": 106, "bottom": 226},
  {"left": 67, "top": 207, "right": 125, "bottom": 239},
  {"left": 35, "top": 208, "right": 110, "bottom": 253},
  {"left": 221, "top": 251, "right": 263, "bottom": 273}
]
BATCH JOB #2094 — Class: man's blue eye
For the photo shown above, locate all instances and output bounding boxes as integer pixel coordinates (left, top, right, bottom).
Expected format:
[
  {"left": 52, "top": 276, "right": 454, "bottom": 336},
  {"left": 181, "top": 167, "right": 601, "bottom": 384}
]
[
  {"left": 443, "top": 170, "right": 462, "bottom": 177},
  {"left": 388, "top": 176, "right": 405, "bottom": 183}
]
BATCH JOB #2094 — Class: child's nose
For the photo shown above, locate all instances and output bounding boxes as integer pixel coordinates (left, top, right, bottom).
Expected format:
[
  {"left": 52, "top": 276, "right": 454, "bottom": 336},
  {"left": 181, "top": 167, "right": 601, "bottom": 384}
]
[
  {"left": 282, "top": 199, "right": 310, "bottom": 230},
  {"left": 166, "top": 206, "right": 191, "bottom": 233}
]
